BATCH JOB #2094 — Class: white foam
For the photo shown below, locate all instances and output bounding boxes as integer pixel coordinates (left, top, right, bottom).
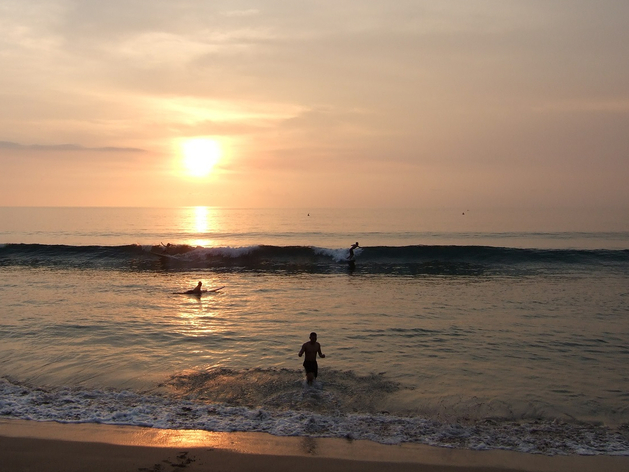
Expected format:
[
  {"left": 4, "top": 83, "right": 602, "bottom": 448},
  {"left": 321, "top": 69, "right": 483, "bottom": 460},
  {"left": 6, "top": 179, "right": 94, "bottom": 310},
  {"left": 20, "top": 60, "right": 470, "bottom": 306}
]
[
  {"left": 312, "top": 246, "right": 360, "bottom": 262},
  {"left": 2, "top": 379, "right": 628, "bottom": 456},
  {"left": 192, "top": 246, "right": 260, "bottom": 258},
  {"left": 142, "top": 245, "right": 261, "bottom": 261}
]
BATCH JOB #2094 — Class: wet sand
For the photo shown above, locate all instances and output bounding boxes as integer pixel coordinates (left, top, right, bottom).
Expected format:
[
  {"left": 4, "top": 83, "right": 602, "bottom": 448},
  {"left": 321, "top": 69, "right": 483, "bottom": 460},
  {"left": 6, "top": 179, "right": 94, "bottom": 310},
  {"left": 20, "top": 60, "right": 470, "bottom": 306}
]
[{"left": 1, "top": 419, "right": 628, "bottom": 472}]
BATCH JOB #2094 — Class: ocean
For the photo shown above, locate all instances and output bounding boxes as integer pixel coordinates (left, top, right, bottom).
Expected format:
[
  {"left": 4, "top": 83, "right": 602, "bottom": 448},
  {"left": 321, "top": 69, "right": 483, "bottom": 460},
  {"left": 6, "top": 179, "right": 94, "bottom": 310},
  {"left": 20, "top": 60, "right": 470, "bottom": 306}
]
[{"left": 1, "top": 207, "right": 628, "bottom": 456}]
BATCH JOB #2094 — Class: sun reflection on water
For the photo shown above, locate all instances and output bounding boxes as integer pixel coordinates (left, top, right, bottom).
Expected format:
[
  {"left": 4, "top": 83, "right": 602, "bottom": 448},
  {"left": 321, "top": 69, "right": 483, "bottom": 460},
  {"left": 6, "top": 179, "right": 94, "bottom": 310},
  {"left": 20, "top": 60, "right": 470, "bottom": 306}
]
[
  {"left": 193, "top": 206, "right": 209, "bottom": 232},
  {"left": 186, "top": 206, "right": 217, "bottom": 247},
  {"left": 176, "top": 293, "right": 222, "bottom": 339}
]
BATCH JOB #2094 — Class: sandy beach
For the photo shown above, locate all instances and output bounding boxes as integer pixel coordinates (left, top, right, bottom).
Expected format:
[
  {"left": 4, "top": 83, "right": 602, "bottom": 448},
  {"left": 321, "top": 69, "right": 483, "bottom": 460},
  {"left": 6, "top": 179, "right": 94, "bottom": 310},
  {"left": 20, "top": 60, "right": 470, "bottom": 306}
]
[{"left": 2, "top": 419, "right": 628, "bottom": 472}]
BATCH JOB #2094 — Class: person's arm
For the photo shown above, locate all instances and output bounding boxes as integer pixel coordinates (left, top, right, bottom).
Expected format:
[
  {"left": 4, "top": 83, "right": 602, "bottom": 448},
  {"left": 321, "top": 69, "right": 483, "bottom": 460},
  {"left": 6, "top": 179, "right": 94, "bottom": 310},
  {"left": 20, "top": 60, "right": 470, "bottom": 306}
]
[
  {"left": 317, "top": 344, "right": 325, "bottom": 358},
  {"left": 298, "top": 344, "right": 305, "bottom": 357}
]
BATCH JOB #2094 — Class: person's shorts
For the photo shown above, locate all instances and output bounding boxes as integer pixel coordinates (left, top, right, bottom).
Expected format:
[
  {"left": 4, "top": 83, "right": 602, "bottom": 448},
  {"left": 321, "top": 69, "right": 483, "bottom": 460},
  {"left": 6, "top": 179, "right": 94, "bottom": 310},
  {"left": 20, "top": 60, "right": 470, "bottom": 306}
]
[{"left": 303, "top": 360, "right": 318, "bottom": 378}]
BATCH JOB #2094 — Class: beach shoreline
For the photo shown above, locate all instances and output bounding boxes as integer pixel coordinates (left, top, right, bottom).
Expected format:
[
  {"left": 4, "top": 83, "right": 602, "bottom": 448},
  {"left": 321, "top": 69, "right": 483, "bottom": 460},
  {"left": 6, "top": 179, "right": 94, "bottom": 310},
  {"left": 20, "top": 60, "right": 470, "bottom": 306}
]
[{"left": 2, "top": 419, "right": 629, "bottom": 472}]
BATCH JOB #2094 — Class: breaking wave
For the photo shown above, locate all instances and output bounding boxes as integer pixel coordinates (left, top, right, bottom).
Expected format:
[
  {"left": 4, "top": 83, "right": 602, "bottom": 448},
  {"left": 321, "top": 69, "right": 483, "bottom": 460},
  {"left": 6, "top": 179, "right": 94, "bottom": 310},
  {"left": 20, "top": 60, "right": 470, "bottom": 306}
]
[{"left": 1, "top": 243, "right": 627, "bottom": 275}]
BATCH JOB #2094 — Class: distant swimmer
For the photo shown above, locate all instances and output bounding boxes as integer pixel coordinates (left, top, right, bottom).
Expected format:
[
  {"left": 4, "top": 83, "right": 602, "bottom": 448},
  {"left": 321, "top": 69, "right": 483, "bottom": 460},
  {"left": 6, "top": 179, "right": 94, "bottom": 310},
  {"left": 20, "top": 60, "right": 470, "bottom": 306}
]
[
  {"left": 298, "top": 332, "right": 325, "bottom": 386},
  {"left": 348, "top": 242, "right": 360, "bottom": 260},
  {"left": 185, "top": 281, "right": 203, "bottom": 294}
]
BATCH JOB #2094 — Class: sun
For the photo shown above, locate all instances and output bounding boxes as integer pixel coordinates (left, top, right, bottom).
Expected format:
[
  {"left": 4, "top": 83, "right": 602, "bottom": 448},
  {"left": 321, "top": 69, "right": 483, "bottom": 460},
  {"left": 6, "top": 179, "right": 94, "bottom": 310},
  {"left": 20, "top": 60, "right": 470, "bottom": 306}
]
[{"left": 181, "top": 138, "right": 221, "bottom": 177}]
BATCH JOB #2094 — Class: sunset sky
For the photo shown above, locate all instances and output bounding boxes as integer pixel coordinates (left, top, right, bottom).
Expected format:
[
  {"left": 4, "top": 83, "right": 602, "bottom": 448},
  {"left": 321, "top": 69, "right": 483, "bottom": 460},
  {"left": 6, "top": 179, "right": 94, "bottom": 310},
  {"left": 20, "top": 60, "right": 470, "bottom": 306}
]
[{"left": 1, "top": 0, "right": 627, "bottom": 208}]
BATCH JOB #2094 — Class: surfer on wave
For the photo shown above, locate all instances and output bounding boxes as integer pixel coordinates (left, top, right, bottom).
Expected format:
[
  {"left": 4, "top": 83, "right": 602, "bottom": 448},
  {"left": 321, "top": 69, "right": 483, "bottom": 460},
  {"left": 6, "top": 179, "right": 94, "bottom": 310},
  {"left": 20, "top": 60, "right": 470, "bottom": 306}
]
[{"left": 348, "top": 242, "right": 360, "bottom": 261}]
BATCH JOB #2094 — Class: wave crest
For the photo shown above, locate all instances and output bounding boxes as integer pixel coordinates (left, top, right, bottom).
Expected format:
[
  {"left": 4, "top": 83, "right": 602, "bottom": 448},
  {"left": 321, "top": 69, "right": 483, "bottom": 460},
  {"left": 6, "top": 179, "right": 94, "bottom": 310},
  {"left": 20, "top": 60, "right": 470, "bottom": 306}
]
[{"left": 1, "top": 243, "right": 627, "bottom": 275}]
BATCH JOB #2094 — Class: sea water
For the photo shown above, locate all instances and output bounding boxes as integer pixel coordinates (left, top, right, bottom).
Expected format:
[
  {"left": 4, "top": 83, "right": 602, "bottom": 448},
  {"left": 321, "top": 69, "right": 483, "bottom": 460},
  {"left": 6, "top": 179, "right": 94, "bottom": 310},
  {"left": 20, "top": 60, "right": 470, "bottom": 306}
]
[{"left": 1, "top": 207, "right": 628, "bottom": 455}]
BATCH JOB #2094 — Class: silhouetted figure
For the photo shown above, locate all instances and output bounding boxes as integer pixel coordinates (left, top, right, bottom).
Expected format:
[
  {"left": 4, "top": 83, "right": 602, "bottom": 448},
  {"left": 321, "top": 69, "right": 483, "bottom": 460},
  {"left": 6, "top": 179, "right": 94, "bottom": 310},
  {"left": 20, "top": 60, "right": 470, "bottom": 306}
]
[
  {"left": 298, "top": 332, "right": 325, "bottom": 386},
  {"left": 348, "top": 242, "right": 360, "bottom": 260},
  {"left": 185, "top": 281, "right": 203, "bottom": 294}
]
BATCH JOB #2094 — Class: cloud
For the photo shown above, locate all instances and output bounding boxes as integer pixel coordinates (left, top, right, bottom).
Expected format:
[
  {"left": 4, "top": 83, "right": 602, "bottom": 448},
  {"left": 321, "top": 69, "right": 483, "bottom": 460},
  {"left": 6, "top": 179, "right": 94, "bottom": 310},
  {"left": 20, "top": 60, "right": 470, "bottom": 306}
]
[
  {"left": 0, "top": 141, "right": 146, "bottom": 153},
  {"left": 221, "top": 9, "right": 260, "bottom": 18},
  {"left": 1, "top": 1, "right": 628, "bottom": 207}
]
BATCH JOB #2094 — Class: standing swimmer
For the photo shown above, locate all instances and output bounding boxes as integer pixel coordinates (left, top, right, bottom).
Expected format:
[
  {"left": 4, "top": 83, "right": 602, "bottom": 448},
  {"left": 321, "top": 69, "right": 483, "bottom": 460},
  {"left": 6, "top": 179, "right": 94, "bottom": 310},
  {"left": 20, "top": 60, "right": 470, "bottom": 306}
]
[{"left": 299, "top": 332, "right": 325, "bottom": 386}]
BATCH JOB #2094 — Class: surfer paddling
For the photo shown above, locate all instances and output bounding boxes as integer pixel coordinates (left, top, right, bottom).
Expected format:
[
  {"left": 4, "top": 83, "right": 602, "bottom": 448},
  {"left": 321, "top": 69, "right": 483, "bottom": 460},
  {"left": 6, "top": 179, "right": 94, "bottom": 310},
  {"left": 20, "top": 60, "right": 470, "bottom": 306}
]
[
  {"left": 298, "top": 332, "right": 325, "bottom": 386},
  {"left": 185, "top": 281, "right": 203, "bottom": 294}
]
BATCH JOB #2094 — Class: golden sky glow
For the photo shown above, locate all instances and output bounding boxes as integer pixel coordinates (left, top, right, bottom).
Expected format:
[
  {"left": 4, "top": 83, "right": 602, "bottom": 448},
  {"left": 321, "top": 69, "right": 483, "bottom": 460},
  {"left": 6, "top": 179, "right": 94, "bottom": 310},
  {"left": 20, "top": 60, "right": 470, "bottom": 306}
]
[{"left": 0, "top": 1, "right": 628, "bottom": 208}]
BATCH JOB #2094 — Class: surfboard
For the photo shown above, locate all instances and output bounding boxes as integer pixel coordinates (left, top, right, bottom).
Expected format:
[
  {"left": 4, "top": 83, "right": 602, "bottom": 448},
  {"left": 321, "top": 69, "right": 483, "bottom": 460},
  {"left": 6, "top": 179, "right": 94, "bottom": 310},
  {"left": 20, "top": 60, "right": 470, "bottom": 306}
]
[
  {"left": 205, "top": 286, "right": 225, "bottom": 293},
  {"left": 150, "top": 250, "right": 182, "bottom": 261}
]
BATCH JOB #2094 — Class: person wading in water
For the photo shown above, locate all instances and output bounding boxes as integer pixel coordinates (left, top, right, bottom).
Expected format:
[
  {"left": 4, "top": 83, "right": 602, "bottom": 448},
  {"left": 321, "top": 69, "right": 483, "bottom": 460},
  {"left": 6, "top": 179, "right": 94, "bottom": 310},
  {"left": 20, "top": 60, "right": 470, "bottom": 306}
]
[{"left": 298, "top": 332, "right": 325, "bottom": 386}]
